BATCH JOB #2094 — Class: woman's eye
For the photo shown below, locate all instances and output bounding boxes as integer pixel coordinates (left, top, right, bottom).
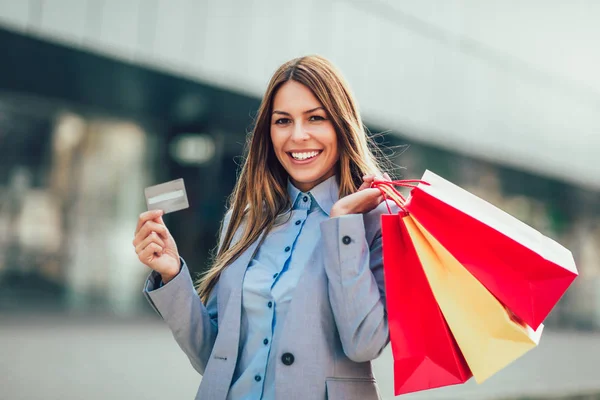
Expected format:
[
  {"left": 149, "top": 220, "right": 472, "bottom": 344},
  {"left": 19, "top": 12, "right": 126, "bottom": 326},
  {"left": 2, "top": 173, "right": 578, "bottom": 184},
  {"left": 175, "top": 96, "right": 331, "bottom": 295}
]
[
  {"left": 275, "top": 118, "right": 291, "bottom": 125},
  {"left": 309, "top": 115, "right": 326, "bottom": 121}
]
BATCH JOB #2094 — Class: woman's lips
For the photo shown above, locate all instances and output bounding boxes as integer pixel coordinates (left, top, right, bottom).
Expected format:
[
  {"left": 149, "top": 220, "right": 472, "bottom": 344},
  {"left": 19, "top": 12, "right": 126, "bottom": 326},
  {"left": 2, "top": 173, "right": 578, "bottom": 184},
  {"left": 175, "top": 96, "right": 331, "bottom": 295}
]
[{"left": 287, "top": 150, "right": 322, "bottom": 164}]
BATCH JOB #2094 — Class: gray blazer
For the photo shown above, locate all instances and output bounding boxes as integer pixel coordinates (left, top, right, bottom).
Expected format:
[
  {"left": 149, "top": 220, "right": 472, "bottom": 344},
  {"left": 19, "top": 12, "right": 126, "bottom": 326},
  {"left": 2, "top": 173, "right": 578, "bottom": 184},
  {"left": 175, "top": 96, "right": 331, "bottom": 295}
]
[{"left": 143, "top": 202, "right": 391, "bottom": 400}]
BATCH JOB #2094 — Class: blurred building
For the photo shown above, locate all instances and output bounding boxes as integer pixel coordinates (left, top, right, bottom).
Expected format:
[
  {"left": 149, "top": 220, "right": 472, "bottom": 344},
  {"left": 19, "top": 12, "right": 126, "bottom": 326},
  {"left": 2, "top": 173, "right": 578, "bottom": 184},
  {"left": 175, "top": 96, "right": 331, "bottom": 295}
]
[{"left": 0, "top": 1, "right": 599, "bottom": 399}]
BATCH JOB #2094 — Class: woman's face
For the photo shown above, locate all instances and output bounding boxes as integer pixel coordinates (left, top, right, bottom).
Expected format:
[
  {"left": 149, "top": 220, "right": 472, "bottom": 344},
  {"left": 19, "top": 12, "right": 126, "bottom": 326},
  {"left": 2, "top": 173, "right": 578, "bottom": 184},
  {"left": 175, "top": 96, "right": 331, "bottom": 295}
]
[{"left": 270, "top": 80, "right": 339, "bottom": 193}]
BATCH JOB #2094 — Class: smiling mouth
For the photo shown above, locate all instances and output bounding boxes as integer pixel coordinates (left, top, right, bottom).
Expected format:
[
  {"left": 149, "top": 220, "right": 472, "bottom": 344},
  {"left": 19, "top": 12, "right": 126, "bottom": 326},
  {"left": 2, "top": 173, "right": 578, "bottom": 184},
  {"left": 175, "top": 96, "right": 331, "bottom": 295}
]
[{"left": 288, "top": 150, "right": 322, "bottom": 161}]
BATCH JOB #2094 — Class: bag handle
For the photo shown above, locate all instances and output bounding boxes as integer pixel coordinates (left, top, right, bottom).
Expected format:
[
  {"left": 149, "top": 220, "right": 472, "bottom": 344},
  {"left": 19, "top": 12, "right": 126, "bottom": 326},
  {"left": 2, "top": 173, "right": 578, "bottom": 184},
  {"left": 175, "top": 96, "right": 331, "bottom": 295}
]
[{"left": 371, "top": 179, "right": 429, "bottom": 214}]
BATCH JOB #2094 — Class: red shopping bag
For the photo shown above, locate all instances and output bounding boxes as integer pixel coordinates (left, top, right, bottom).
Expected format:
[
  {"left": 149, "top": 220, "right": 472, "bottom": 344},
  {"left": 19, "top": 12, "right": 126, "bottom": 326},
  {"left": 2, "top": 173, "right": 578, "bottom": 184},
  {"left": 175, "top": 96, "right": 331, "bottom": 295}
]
[
  {"left": 382, "top": 212, "right": 472, "bottom": 395},
  {"left": 378, "top": 170, "right": 578, "bottom": 331}
]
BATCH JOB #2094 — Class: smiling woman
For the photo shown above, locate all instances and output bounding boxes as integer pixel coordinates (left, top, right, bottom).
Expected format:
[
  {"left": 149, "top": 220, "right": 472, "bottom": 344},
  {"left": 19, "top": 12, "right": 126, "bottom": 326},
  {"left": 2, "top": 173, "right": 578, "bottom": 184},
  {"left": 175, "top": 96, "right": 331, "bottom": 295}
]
[
  {"left": 135, "top": 55, "right": 396, "bottom": 400},
  {"left": 270, "top": 81, "right": 339, "bottom": 192}
]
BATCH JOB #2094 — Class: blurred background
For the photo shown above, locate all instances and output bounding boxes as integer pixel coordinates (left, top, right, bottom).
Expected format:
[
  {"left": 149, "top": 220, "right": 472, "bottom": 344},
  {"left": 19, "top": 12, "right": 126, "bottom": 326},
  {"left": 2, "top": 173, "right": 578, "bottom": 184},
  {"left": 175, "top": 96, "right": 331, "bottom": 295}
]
[{"left": 0, "top": 1, "right": 599, "bottom": 399}]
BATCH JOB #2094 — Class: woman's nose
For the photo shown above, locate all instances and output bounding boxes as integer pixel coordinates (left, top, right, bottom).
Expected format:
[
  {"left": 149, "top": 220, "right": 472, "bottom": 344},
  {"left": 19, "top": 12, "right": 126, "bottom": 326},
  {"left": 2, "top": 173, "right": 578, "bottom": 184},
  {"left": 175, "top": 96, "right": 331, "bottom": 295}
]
[{"left": 291, "top": 122, "right": 310, "bottom": 141}]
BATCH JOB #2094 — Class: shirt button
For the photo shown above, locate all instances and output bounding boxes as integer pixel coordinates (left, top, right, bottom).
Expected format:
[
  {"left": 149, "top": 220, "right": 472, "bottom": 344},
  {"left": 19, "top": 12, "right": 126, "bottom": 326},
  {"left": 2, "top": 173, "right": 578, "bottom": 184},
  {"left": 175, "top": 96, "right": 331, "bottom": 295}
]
[
  {"left": 295, "top": 220, "right": 301, "bottom": 226},
  {"left": 263, "top": 338, "right": 269, "bottom": 345},
  {"left": 273, "top": 273, "right": 278, "bottom": 279},
  {"left": 281, "top": 352, "right": 295, "bottom": 366},
  {"left": 342, "top": 235, "right": 352, "bottom": 245},
  {"left": 284, "top": 246, "right": 291, "bottom": 252},
  {"left": 267, "top": 301, "right": 273, "bottom": 308},
  {"left": 255, "top": 375, "right": 262, "bottom": 382},
  {"left": 302, "top": 196, "right": 308, "bottom": 202}
]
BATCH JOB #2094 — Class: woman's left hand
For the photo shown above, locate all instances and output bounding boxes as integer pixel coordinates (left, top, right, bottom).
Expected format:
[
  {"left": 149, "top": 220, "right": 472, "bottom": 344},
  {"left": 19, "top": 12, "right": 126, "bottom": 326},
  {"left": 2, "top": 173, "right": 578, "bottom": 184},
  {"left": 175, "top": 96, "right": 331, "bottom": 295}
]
[{"left": 330, "top": 173, "right": 391, "bottom": 218}]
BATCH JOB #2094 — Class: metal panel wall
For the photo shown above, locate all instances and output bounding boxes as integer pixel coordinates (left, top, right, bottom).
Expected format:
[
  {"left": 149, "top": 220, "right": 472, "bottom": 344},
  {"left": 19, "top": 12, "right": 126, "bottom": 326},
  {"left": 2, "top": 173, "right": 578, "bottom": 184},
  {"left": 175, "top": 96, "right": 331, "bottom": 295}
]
[{"left": 1, "top": 0, "right": 599, "bottom": 188}]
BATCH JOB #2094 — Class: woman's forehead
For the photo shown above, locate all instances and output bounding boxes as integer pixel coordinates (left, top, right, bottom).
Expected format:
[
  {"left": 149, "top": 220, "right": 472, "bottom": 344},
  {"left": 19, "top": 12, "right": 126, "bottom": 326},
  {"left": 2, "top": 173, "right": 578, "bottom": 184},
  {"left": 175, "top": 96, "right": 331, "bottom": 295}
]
[{"left": 272, "top": 81, "right": 323, "bottom": 112}]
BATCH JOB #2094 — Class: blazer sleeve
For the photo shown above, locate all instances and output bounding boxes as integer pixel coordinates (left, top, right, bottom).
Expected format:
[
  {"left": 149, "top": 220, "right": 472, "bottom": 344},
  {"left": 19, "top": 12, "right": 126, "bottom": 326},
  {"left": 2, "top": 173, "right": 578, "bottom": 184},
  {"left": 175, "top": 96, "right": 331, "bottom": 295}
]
[
  {"left": 320, "top": 205, "right": 390, "bottom": 363},
  {"left": 142, "top": 211, "right": 232, "bottom": 375}
]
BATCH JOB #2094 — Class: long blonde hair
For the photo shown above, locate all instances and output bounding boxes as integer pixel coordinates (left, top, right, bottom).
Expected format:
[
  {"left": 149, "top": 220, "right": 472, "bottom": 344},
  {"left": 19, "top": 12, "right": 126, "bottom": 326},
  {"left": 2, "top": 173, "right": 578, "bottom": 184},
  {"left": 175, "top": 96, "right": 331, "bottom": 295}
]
[{"left": 196, "top": 55, "right": 386, "bottom": 303}]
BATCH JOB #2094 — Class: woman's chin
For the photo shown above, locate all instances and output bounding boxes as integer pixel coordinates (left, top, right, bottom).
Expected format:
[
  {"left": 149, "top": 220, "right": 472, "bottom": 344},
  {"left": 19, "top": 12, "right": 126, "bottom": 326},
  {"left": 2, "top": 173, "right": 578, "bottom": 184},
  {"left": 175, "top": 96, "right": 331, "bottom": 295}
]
[{"left": 288, "top": 171, "right": 332, "bottom": 190}]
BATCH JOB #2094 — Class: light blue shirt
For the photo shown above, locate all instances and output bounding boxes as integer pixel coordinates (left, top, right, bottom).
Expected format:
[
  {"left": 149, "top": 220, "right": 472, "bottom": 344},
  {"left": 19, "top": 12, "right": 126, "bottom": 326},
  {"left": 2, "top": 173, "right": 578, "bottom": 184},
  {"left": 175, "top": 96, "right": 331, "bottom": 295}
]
[{"left": 226, "top": 175, "right": 339, "bottom": 400}]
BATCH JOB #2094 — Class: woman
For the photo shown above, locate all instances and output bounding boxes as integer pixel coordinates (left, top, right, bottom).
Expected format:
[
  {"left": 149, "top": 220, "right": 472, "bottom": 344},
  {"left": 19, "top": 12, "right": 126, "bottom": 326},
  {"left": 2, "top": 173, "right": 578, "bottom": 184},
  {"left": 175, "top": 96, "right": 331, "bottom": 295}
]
[{"left": 133, "top": 55, "right": 396, "bottom": 400}]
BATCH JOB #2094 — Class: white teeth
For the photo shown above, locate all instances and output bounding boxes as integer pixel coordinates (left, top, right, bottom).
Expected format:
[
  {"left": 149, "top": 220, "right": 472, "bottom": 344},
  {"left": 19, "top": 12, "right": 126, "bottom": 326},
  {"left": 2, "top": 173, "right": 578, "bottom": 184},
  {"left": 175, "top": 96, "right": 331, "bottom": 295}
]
[{"left": 291, "top": 151, "right": 320, "bottom": 160}]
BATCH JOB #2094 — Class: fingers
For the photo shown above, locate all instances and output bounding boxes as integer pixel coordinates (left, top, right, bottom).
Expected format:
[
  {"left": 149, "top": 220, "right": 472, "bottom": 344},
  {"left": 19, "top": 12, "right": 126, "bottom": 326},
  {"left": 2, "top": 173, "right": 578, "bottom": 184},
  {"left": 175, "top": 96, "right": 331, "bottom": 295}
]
[
  {"left": 362, "top": 187, "right": 384, "bottom": 198},
  {"left": 360, "top": 172, "right": 392, "bottom": 191},
  {"left": 360, "top": 188, "right": 387, "bottom": 211},
  {"left": 358, "top": 180, "right": 372, "bottom": 191},
  {"left": 365, "top": 187, "right": 387, "bottom": 203},
  {"left": 135, "top": 231, "right": 166, "bottom": 255},
  {"left": 135, "top": 210, "right": 164, "bottom": 235},
  {"left": 138, "top": 242, "right": 163, "bottom": 264},
  {"left": 359, "top": 174, "right": 377, "bottom": 191},
  {"left": 352, "top": 188, "right": 385, "bottom": 203},
  {"left": 155, "top": 214, "right": 166, "bottom": 227},
  {"left": 373, "top": 172, "right": 391, "bottom": 182},
  {"left": 362, "top": 173, "right": 392, "bottom": 182},
  {"left": 133, "top": 220, "right": 169, "bottom": 247}
]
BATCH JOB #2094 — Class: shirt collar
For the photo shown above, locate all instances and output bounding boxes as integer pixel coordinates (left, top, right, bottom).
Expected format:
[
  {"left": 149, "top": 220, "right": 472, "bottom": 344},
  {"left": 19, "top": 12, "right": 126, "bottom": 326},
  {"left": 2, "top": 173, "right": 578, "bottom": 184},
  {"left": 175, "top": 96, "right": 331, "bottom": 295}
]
[{"left": 286, "top": 175, "right": 339, "bottom": 216}]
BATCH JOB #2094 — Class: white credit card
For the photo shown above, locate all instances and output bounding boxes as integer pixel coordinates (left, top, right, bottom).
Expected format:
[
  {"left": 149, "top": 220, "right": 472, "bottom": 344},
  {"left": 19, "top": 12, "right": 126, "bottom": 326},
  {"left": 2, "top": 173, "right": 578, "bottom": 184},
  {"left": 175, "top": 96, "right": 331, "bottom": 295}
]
[{"left": 144, "top": 178, "right": 189, "bottom": 214}]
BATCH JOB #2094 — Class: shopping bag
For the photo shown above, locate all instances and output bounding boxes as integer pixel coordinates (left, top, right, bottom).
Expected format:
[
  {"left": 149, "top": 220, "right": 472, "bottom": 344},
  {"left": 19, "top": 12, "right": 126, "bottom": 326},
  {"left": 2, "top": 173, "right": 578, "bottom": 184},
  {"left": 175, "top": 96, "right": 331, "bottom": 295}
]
[
  {"left": 404, "top": 215, "right": 543, "bottom": 383},
  {"left": 378, "top": 170, "right": 578, "bottom": 330},
  {"left": 381, "top": 213, "right": 472, "bottom": 395}
]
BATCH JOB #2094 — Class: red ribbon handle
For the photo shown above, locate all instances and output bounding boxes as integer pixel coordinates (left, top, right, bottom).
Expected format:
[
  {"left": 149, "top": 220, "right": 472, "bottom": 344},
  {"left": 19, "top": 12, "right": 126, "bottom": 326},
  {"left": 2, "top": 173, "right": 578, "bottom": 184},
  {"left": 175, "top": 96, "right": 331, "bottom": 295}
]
[{"left": 370, "top": 179, "right": 430, "bottom": 214}]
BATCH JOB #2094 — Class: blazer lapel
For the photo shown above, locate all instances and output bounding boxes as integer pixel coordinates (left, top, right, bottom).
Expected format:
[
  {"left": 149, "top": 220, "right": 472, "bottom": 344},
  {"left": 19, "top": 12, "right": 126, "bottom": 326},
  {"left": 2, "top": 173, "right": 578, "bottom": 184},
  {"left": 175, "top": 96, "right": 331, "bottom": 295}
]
[
  {"left": 219, "top": 231, "right": 265, "bottom": 314},
  {"left": 208, "top": 231, "right": 265, "bottom": 400}
]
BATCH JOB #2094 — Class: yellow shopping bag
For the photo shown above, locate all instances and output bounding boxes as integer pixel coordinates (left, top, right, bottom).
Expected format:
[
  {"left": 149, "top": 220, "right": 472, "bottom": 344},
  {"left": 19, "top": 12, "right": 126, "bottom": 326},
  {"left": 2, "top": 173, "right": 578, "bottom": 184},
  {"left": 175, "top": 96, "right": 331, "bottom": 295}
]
[{"left": 403, "top": 215, "right": 544, "bottom": 383}]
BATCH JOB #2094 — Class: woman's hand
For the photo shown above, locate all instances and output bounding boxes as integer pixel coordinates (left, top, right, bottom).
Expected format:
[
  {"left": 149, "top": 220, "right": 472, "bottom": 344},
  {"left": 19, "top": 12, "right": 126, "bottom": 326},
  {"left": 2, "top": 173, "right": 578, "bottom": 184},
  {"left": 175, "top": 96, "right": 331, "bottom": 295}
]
[
  {"left": 330, "top": 173, "right": 391, "bottom": 218},
  {"left": 133, "top": 209, "right": 181, "bottom": 284}
]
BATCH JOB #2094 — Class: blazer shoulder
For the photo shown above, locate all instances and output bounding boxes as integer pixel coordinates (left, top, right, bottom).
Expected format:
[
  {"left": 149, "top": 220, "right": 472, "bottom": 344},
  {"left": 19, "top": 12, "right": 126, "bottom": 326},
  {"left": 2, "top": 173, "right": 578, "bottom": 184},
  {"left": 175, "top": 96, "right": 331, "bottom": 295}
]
[
  {"left": 216, "top": 209, "right": 234, "bottom": 252},
  {"left": 222, "top": 209, "right": 233, "bottom": 226},
  {"left": 218, "top": 208, "right": 249, "bottom": 250}
]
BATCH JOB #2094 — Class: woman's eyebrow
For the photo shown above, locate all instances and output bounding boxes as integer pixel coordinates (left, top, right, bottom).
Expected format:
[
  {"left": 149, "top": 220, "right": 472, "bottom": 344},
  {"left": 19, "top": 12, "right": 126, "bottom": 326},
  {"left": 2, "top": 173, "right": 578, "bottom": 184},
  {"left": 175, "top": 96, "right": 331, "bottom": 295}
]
[
  {"left": 304, "top": 107, "right": 324, "bottom": 114},
  {"left": 272, "top": 107, "right": 324, "bottom": 116}
]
